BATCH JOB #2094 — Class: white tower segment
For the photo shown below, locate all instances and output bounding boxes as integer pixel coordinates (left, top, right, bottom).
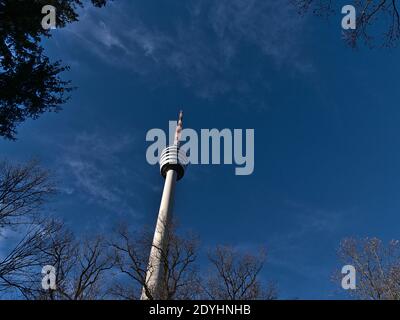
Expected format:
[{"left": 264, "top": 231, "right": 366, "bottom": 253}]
[{"left": 141, "top": 111, "right": 188, "bottom": 300}]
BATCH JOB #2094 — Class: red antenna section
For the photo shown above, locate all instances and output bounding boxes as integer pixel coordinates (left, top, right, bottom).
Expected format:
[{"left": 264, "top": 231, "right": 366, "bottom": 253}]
[{"left": 174, "top": 110, "right": 183, "bottom": 146}]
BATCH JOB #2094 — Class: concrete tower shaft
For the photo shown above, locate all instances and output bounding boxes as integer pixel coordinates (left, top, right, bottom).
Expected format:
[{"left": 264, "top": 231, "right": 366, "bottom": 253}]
[{"left": 141, "top": 111, "right": 188, "bottom": 300}]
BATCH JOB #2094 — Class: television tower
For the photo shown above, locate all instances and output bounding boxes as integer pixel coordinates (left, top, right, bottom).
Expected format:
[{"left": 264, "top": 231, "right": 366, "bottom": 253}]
[{"left": 141, "top": 111, "right": 188, "bottom": 300}]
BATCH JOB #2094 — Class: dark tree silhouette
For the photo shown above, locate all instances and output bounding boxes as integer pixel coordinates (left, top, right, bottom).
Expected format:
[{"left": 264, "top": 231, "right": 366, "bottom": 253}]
[
  {"left": 0, "top": 159, "right": 55, "bottom": 298},
  {"left": 0, "top": 0, "right": 110, "bottom": 139},
  {"left": 0, "top": 219, "right": 114, "bottom": 300},
  {"left": 0, "top": 219, "right": 62, "bottom": 298},
  {"left": 0, "top": 160, "right": 54, "bottom": 229},
  {"left": 203, "top": 246, "right": 277, "bottom": 300},
  {"left": 293, "top": 0, "right": 400, "bottom": 47},
  {"left": 35, "top": 225, "right": 115, "bottom": 300}
]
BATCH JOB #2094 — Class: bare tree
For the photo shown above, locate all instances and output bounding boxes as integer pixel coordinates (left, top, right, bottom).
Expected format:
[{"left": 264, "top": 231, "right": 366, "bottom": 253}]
[
  {"left": 203, "top": 246, "right": 277, "bottom": 300},
  {"left": 110, "top": 223, "right": 200, "bottom": 300},
  {"left": 0, "top": 219, "right": 63, "bottom": 298},
  {"left": 0, "top": 160, "right": 54, "bottom": 229},
  {"left": 293, "top": 0, "right": 400, "bottom": 47},
  {"left": 0, "top": 159, "right": 112, "bottom": 300},
  {"left": 336, "top": 237, "right": 400, "bottom": 300},
  {"left": 0, "top": 218, "right": 114, "bottom": 300},
  {"left": 0, "top": 159, "right": 56, "bottom": 298},
  {"left": 35, "top": 225, "right": 115, "bottom": 300}
]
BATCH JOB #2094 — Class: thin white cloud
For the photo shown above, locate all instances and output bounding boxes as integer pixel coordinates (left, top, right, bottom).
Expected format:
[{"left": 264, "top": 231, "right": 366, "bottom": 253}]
[
  {"left": 57, "top": 132, "right": 138, "bottom": 217},
  {"left": 58, "top": 0, "right": 312, "bottom": 99},
  {"left": 263, "top": 200, "right": 349, "bottom": 279}
]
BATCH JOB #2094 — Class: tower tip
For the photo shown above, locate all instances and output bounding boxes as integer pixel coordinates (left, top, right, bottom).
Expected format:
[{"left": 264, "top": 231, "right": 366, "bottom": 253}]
[{"left": 174, "top": 110, "right": 184, "bottom": 146}]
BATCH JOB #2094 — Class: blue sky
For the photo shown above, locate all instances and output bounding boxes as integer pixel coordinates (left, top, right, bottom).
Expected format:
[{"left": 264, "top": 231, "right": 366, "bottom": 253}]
[{"left": 2, "top": 0, "right": 400, "bottom": 299}]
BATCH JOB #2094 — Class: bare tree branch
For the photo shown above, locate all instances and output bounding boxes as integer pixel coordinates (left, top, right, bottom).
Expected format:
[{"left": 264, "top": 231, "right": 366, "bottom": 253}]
[
  {"left": 0, "top": 219, "right": 64, "bottom": 298},
  {"left": 110, "top": 222, "right": 200, "bottom": 300},
  {"left": 204, "top": 246, "right": 277, "bottom": 300},
  {"left": 335, "top": 237, "right": 400, "bottom": 300},
  {"left": 0, "top": 159, "right": 55, "bottom": 229},
  {"left": 293, "top": 0, "right": 400, "bottom": 47},
  {"left": 36, "top": 227, "right": 115, "bottom": 300}
]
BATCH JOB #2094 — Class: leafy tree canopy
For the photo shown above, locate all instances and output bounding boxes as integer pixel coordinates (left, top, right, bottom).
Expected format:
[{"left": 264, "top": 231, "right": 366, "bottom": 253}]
[{"left": 0, "top": 0, "right": 109, "bottom": 140}]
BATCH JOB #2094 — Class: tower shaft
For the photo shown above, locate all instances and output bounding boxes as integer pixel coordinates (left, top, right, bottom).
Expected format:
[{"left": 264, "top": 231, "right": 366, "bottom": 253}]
[
  {"left": 141, "top": 111, "right": 187, "bottom": 300},
  {"left": 141, "top": 169, "right": 177, "bottom": 300}
]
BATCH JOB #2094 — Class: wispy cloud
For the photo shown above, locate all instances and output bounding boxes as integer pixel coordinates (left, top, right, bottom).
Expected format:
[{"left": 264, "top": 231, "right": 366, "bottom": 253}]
[
  {"left": 59, "top": 0, "right": 312, "bottom": 100},
  {"left": 57, "top": 132, "right": 138, "bottom": 217},
  {"left": 282, "top": 200, "right": 345, "bottom": 239},
  {"left": 263, "top": 200, "right": 349, "bottom": 280}
]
